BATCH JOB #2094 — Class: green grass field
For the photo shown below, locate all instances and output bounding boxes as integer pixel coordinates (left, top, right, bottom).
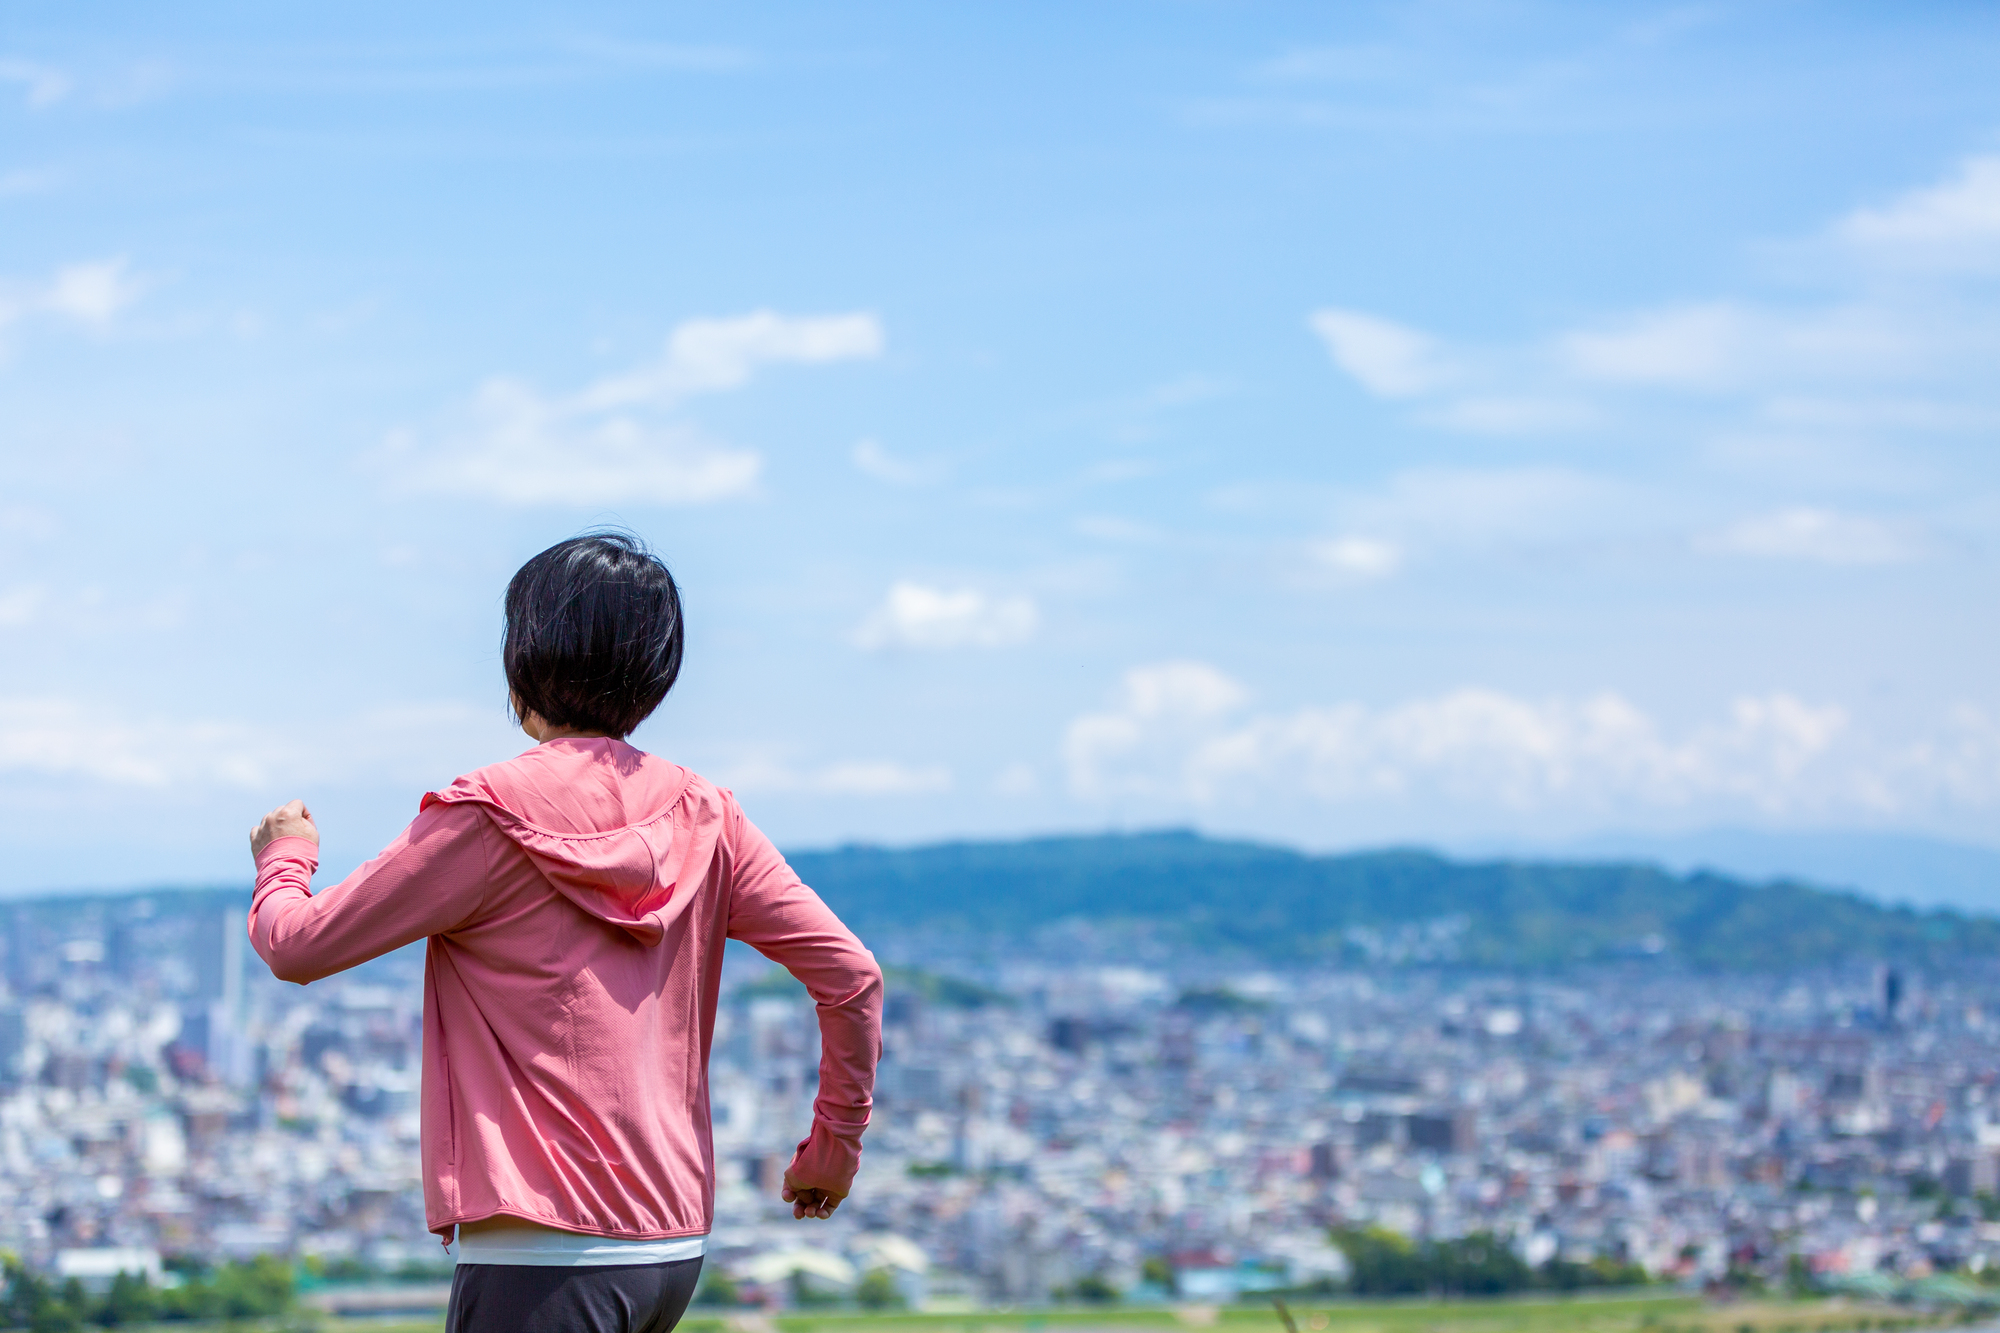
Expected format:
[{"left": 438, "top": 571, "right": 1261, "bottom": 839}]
[
  {"left": 663, "top": 1294, "right": 1977, "bottom": 1333},
  {"left": 96, "top": 1294, "right": 1978, "bottom": 1333}
]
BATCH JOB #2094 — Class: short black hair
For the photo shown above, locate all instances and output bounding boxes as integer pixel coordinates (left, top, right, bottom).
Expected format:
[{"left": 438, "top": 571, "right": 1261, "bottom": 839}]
[{"left": 503, "top": 531, "right": 684, "bottom": 739}]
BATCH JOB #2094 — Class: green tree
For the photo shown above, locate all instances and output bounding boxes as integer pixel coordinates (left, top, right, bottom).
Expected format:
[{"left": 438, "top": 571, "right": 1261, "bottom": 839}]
[
  {"left": 0, "top": 1260, "right": 85, "bottom": 1333},
  {"left": 95, "top": 1271, "right": 159, "bottom": 1327},
  {"left": 1330, "top": 1227, "right": 1429, "bottom": 1295},
  {"left": 693, "top": 1270, "right": 740, "bottom": 1307},
  {"left": 786, "top": 1270, "right": 838, "bottom": 1309},
  {"left": 855, "top": 1268, "right": 904, "bottom": 1310},
  {"left": 215, "top": 1255, "right": 296, "bottom": 1319},
  {"left": 36, "top": 1279, "right": 86, "bottom": 1333},
  {"left": 1070, "top": 1274, "right": 1119, "bottom": 1303},
  {"left": 156, "top": 1256, "right": 295, "bottom": 1322},
  {"left": 1539, "top": 1255, "right": 1649, "bottom": 1291},
  {"left": 1430, "top": 1234, "right": 1532, "bottom": 1296}
]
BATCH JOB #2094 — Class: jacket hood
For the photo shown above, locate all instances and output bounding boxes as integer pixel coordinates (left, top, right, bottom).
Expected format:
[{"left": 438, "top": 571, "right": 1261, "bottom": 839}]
[{"left": 421, "top": 737, "right": 714, "bottom": 946}]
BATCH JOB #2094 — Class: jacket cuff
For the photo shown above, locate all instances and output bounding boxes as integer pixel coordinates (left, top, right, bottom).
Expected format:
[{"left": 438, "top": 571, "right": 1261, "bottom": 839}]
[
  {"left": 787, "top": 1119, "right": 863, "bottom": 1197},
  {"left": 255, "top": 835, "right": 320, "bottom": 872}
]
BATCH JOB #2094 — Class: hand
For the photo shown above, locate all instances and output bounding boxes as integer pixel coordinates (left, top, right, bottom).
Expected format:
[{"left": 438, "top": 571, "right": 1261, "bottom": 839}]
[
  {"left": 781, "top": 1169, "right": 845, "bottom": 1221},
  {"left": 250, "top": 800, "right": 319, "bottom": 859}
]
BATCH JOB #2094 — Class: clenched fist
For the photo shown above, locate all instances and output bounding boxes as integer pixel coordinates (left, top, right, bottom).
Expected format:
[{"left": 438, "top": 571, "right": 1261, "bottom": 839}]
[
  {"left": 781, "top": 1169, "right": 845, "bottom": 1221},
  {"left": 250, "top": 800, "right": 319, "bottom": 859}
]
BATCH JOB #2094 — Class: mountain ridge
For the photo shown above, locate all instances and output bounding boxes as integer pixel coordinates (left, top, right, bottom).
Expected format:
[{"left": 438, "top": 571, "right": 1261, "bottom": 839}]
[
  {"left": 787, "top": 829, "right": 2000, "bottom": 970},
  {"left": 4, "top": 831, "right": 1992, "bottom": 972}
]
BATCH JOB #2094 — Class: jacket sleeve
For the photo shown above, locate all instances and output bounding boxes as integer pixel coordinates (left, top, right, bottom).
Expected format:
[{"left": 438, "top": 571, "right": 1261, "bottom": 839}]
[
  {"left": 722, "top": 801, "right": 883, "bottom": 1197},
  {"left": 249, "top": 802, "right": 494, "bottom": 985}
]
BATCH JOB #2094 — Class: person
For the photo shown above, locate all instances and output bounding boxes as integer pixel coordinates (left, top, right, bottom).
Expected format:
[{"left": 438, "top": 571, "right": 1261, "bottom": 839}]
[{"left": 246, "top": 531, "right": 882, "bottom": 1333}]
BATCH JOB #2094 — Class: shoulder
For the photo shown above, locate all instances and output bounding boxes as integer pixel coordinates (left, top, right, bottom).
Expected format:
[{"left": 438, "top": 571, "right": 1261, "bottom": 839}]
[
  {"left": 409, "top": 794, "right": 496, "bottom": 840},
  {"left": 672, "top": 766, "right": 735, "bottom": 812},
  {"left": 668, "top": 768, "right": 746, "bottom": 847},
  {"left": 419, "top": 754, "right": 521, "bottom": 812}
]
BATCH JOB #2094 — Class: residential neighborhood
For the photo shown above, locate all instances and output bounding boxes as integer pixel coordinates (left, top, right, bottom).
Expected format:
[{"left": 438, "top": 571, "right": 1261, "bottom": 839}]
[{"left": 4, "top": 891, "right": 1999, "bottom": 1310}]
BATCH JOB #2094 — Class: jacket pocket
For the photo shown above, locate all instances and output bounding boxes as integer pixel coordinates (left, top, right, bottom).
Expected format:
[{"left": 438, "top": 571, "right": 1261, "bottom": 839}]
[{"left": 426, "top": 1052, "right": 457, "bottom": 1168}]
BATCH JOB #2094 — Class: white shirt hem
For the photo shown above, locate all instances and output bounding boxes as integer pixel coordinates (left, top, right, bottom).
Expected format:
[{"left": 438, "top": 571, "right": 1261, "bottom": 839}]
[{"left": 450, "top": 1224, "right": 708, "bottom": 1267}]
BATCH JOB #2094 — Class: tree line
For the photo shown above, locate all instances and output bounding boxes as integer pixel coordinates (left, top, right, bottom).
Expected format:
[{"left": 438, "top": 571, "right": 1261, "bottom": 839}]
[
  {"left": 0, "top": 1256, "right": 296, "bottom": 1331},
  {"left": 1331, "top": 1226, "right": 1648, "bottom": 1296}
]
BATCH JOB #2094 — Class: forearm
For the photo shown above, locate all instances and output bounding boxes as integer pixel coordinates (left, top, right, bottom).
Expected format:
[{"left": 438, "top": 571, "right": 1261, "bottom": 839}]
[
  {"left": 723, "top": 805, "right": 883, "bottom": 1192},
  {"left": 749, "top": 933, "right": 882, "bottom": 1154},
  {"left": 250, "top": 805, "right": 491, "bottom": 984},
  {"left": 794, "top": 966, "right": 884, "bottom": 1192},
  {"left": 811, "top": 964, "right": 883, "bottom": 1138},
  {"left": 250, "top": 837, "right": 327, "bottom": 983}
]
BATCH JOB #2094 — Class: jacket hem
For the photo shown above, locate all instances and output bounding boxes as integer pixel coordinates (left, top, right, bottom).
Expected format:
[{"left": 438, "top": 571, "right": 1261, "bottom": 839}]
[{"left": 429, "top": 1207, "right": 715, "bottom": 1242}]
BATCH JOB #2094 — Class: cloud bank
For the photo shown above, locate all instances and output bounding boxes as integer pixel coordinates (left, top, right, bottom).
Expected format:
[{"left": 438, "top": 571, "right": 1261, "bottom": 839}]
[
  {"left": 1306, "top": 154, "right": 2000, "bottom": 572},
  {"left": 0, "top": 698, "right": 517, "bottom": 795},
  {"left": 1065, "top": 662, "right": 2000, "bottom": 824}
]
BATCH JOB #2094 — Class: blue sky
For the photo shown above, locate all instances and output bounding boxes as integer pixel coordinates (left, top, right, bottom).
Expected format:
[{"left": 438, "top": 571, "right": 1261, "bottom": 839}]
[{"left": 5, "top": 2, "right": 2000, "bottom": 891}]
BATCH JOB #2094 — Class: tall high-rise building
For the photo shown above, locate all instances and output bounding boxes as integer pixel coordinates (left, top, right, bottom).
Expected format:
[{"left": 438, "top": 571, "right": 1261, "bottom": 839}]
[
  {"left": 188, "top": 906, "right": 227, "bottom": 1001},
  {"left": 179, "top": 910, "right": 255, "bottom": 1086},
  {"left": 8, "top": 905, "right": 34, "bottom": 998},
  {"left": 1875, "top": 965, "right": 1906, "bottom": 1024},
  {"left": 0, "top": 1004, "right": 24, "bottom": 1087},
  {"left": 209, "top": 910, "right": 254, "bottom": 1086},
  {"left": 221, "top": 909, "right": 244, "bottom": 1020}
]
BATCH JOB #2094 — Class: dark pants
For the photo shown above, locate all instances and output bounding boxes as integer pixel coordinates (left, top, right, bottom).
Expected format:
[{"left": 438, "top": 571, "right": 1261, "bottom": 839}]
[{"left": 446, "top": 1258, "right": 703, "bottom": 1333}]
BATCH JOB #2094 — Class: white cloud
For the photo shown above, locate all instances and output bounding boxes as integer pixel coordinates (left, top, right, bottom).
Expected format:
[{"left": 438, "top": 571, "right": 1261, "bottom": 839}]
[
  {"left": 1559, "top": 300, "right": 1930, "bottom": 393},
  {"left": 1337, "top": 466, "right": 1619, "bottom": 549},
  {"left": 1063, "top": 662, "right": 1250, "bottom": 800},
  {"left": 1836, "top": 155, "right": 2000, "bottom": 273},
  {"left": 0, "top": 257, "right": 143, "bottom": 336},
  {"left": 1698, "top": 507, "right": 1914, "bottom": 565},
  {"left": 1308, "top": 535, "right": 1401, "bottom": 580},
  {"left": 1309, "top": 308, "right": 1453, "bottom": 397},
  {"left": 1559, "top": 302, "right": 1753, "bottom": 389},
  {"left": 1063, "top": 663, "right": 1892, "bottom": 817},
  {"left": 1120, "top": 660, "right": 1248, "bottom": 719},
  {"left": 43, "top": 258, "right": 141, "bottom": 324},
  {"left": 1308, "top": 155, "right": 2000, "bottom": 457},
  {"left": 0, "top": 697, "right": 275, "bottom": 789},
  {"left": 575, "top": 310, "right": 882, "bottom": 412},
  {"left": 394, "top": 380, "right": 761, "bottom": 506},
  {"left": 0, "top": 58, "right": 70, "bottom": 109},
  {"left": 854, "top": 581, "right": 1038, "bottom": 650},
  {"left": 391, "top": 309, "right": 881, "bottom": 506},
  {"left": 0, "top": 698, "right": 521, "bottom": 796}
]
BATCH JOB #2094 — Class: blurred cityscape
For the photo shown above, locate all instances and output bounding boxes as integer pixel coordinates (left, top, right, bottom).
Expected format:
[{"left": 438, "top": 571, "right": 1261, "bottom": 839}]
[{"left": 6, "top": 891, "right": 2000, "bottom": 1309}]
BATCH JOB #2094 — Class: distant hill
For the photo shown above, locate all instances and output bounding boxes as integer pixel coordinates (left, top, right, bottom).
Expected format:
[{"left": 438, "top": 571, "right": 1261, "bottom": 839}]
[
  {"left": 1510, "top": 828, "right": 2000, "bottom": 916},
  {"left": 789, "top": 830, "right": 2000, "bottom": 970}
]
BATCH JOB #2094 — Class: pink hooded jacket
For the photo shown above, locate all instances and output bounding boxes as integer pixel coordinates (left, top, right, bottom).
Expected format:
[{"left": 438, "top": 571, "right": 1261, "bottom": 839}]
[{"left": 248, "top": 738, "right": 882, "bottom": 1241}]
